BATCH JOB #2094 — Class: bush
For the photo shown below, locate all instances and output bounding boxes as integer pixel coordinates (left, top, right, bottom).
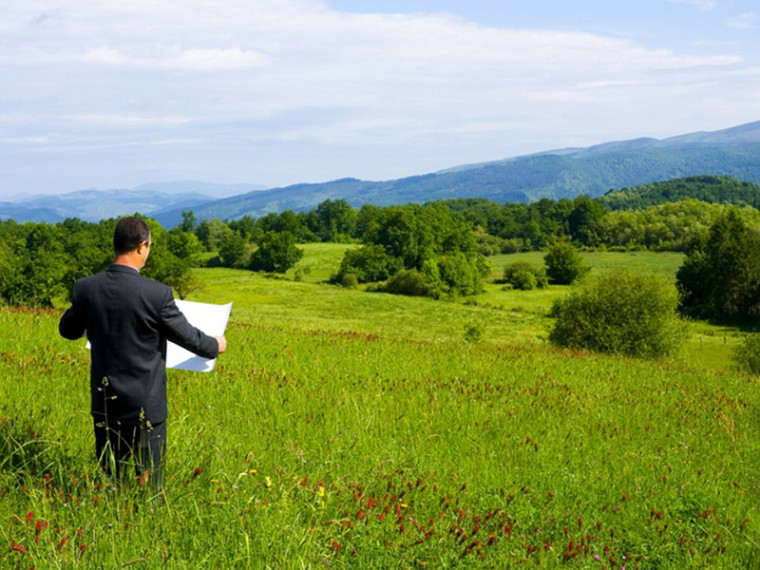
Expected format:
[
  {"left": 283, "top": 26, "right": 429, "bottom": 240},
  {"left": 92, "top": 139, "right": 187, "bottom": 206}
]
[
  {"left": 733, "top": 334, "right": 760, "bottom": 376},
  {"left": 340, "top": 273, "right": 358, "bottom": 289},
  {"left": 544, "top": 241, "right": 589, "bottom": 285},
  {"left": 502, "top": 262, "right": 548, "bottom": 290},
  {"left": 382, "top": 269, "right": 432, "bottom": 297},
  {"left": 425, "top": 252, "right": 489, "bottom": 298},
  {"left": 549, "top": 271, "right": 685, "bottom": 358},
  {"left": 334, "top": 244, "right": 402, "bottom": 283}
]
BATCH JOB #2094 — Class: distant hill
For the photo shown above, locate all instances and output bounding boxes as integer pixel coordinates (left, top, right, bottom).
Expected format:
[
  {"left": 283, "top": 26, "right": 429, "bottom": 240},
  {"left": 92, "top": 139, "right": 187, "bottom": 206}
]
[
  {"left": 4, "top": 121, "right": 760, "bottom": 225},
  {"left": 155, "top": 120, "right": 760, "bottom": 226},
  {"left": 600, "top": 175, "right": 760, "bottom": 210},
  {"left": 0, "top": 181, "right": 268, "bottom": 223}
]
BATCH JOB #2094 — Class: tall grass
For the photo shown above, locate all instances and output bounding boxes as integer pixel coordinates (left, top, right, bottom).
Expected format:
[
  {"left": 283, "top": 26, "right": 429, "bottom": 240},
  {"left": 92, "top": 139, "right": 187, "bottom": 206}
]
[{"left": 1, "top": 250, "right": 759, "bottom": 567}]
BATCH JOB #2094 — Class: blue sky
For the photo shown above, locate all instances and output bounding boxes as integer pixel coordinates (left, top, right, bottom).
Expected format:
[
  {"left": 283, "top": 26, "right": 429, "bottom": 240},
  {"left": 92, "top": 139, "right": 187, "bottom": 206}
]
[{"left": 1, "top": 0, "right": 759, "bottom": 198}]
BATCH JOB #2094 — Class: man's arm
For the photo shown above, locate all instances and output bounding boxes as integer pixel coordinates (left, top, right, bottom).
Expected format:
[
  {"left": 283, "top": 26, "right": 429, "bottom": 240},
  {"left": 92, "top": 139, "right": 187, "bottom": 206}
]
[
  {"left": 59, "top": 289, "right": 86, "bottom": 340},
  {"left": 159, "top": 293, "right": 221, "bottom": 359}
]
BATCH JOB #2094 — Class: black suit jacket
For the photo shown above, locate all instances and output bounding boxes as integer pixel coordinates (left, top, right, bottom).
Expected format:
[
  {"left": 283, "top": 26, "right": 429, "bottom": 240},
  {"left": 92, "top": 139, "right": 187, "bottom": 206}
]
[{"left": 59, "top": 264, "right": 219, "bottom": 424}]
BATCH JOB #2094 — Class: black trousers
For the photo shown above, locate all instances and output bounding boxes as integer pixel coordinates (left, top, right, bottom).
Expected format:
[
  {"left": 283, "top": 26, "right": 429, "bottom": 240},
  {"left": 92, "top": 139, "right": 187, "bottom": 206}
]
[{"left": 93, "top": 419, "right": 166, "bottom": 489}]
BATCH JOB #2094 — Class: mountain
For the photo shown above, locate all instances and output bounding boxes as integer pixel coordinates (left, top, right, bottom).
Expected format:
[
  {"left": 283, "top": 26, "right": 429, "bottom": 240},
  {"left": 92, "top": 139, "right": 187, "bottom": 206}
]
[
  {"left": 0, "top": 181, "right": 268, "bottom": 223},
  {"left": 154, "top": 120, "right": 760, "bottom": 226},
  {"left": 4, "top": 121, "right": 760, "bottom": 225},
  {"left": 600, "top": 175, "right": 760, "bottom": 210}
]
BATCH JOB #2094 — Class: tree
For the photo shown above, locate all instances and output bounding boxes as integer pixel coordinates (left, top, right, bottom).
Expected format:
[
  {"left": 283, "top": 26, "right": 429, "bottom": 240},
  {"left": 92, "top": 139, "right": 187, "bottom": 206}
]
[
  {"left": 676, "top": 210, "right": 760, "bottom": 321},
  {"left": 313, "top": 199, "right": 357, "bottom": 242},
  {"left": 249, "top": 231, "right": 303, "bottom": 273},
  {"left": 218, "top": 229, "right": 248, "bottom": 268},
  {"left": 544, "top": 241, "right": 589, "bottom": 285},
  {"left": 178, "top": 210, "right": 197, "bottom": 233},
  {"left": 549, "top": 271, "right": 685, "bottom": 358},
  {"left": 568, "top": 195, "right": 606, "bottom": 246},
  {"left": 167, "top": 229, "right": 204, "bottom": 264}
]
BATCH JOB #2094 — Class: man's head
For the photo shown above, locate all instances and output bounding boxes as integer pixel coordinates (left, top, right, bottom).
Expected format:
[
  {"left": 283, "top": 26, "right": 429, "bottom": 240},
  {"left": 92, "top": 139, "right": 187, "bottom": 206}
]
[
  {"left": 113, "top": 217, "right": 152, "bottom": 269},
  {"left": 114, "top": 217, "right": 151, "bottom": 255}
]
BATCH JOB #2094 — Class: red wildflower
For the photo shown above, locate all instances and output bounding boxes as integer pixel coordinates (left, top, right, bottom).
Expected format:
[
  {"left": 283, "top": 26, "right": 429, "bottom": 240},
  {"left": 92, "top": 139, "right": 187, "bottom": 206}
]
[{"left": 11, "top": 541, "right": 26, "bottom": 553}]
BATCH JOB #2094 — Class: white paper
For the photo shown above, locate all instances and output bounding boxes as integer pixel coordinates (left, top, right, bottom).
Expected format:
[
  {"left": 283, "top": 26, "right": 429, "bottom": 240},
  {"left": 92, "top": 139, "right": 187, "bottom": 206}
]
[
  {"left": 85, "top": 299, "right": 232, "bottom": 372},
  {"left": 169, "top": 300, "right": 232, "bottom": 372}
]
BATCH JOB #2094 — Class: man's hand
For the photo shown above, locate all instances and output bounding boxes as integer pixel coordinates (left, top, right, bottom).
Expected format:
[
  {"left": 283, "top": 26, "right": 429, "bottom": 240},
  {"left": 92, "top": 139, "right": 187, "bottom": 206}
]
[{"left": 216, "top": 336, "right": 227, "bottom": 353}]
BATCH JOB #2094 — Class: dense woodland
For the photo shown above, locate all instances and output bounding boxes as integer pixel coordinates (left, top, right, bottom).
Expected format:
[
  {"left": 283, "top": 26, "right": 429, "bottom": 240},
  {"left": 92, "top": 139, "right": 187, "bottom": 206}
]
[{"left": 2, "top": 175, "right": 760, "bottom": 322}]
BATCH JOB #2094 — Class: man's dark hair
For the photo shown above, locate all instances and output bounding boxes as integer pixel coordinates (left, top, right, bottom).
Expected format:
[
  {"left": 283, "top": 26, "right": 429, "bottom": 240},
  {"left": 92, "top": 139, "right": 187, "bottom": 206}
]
[{"left": 114, "top": 217, "right": 151, "bottom": 255}]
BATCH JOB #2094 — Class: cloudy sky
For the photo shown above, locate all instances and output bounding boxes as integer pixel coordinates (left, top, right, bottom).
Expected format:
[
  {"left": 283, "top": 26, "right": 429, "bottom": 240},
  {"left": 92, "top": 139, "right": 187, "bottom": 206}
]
[{"left": 1, "top": 0, "right": 759, "bottom": 197}]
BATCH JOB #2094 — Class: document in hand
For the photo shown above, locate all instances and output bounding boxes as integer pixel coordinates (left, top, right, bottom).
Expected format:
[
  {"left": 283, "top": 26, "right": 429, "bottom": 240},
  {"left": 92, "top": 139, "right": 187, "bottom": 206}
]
[{"left": 169, "top": 300, "right": 232, "bottom": 372}]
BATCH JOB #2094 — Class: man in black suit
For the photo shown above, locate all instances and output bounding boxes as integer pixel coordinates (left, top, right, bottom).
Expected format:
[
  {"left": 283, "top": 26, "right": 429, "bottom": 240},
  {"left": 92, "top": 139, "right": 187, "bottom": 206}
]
[{"left": 59, "top": 216, "right": 227, "bottom": 489}]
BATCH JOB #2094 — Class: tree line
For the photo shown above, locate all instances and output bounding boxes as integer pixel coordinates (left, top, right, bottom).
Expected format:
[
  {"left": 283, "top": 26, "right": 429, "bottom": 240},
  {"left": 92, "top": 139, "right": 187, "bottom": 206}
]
[{"left": 3, "top": 183, "right": 760, "bottom": 323}]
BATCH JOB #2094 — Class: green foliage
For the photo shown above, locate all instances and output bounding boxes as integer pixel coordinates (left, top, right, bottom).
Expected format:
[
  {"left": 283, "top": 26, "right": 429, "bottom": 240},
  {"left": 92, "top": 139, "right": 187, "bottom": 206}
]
[
  {"left": 333, "top": 244, "right": 402, "bottom": 283},
  {"left": 167, "top": 229, "right": 204, "bottom": 264},
  {"left": 382, "top": 268, "right": 432, "bottom": 297},
  {"left": 463, "top": 321, "right": 484, "bottom": 343},
  {"left": 549, "top": 270, "right": 685, "bottom": 358},
  {"left": 602, "top": 175, "right": 760, "bottom": 210},
  {"left": 249, "top": 231, "right": 304, "bottom": 273},
  {"left": 544, "top": 241, "right": 589, "bottom": 285},
  {"left": 732, "top": 333, "right": 760, "bottom": 376},
  {"left": 142, "top": 219, "right": 199, "bottom": 299},
  {"left": 312, "top": 199, "right": 357, "bottom": 242},
  {"left": 676, "top": 210, "right": 760, "bottom": 322},
  {"left": 502, "top": 261, "right": 548, "bottom": 290},
  {"left": 195, "top": 218, "right": 229, "bottom": 251},
  {"left": 217, "top": 229, "right": 248, "bottom": 268}
]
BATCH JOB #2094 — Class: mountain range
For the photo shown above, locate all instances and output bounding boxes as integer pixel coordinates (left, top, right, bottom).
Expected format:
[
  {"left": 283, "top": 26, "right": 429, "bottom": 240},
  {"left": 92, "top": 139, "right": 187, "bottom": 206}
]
[{"left": 2, "top": 121, "right": 760, "bottom": 226}]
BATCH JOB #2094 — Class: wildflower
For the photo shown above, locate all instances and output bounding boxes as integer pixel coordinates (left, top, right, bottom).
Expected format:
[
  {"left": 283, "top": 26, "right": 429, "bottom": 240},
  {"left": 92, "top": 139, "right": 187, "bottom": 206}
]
[
  {"left": 11, "top": 541, "right": 26, "bottom": 553},
  {"left": 265, "top": 476, "right": 272, "bottom": 488},
  {"left": 25, "top": 511, "right": 33, "bottom": 525}
]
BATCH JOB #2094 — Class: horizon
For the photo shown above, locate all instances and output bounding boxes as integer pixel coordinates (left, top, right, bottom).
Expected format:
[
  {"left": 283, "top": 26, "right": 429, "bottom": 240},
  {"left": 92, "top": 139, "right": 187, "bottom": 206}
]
[{"left": 2, "top": 0, "right": 759, "bottom": 199}]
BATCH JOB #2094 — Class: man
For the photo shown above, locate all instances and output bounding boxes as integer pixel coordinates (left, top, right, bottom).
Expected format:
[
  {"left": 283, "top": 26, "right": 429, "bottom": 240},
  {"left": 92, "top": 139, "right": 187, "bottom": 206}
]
[{"left": 59, "top": 216, "right": 226, "bottom": 488}]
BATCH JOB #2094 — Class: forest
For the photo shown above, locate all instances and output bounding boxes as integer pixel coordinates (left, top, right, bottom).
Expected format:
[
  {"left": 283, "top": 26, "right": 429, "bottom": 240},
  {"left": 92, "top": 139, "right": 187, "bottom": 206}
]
[{"left": 2, "top": 175, "right": 760, "bottom": 311}]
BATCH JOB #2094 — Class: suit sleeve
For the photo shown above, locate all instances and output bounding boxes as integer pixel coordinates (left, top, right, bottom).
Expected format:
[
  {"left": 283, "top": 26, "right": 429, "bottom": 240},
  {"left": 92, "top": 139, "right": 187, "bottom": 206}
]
[
  {"left": 59, "top": 285, "right": 87, "bottom": 340},
  {"left": 159, "top": 291, "right": 219, "bottom": 360}
]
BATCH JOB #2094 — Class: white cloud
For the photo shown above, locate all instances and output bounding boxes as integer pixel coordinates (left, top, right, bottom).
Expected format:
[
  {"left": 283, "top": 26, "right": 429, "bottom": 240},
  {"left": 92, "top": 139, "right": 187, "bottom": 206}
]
[
  {"left": 0, "top": 0, "right": 757, "bottom": 193},
  {"left": 727, "top": 12, "right": 758, "bottom": 29},
  {"left": 667, "top": 0, "right": 717, "bottom": 10}
]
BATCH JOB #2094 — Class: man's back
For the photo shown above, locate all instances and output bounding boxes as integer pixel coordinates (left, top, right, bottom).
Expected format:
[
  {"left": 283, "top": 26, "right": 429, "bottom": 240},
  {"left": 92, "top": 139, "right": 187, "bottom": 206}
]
[{"left": 59, "top": 264, "right": 218, "bottom": 424}]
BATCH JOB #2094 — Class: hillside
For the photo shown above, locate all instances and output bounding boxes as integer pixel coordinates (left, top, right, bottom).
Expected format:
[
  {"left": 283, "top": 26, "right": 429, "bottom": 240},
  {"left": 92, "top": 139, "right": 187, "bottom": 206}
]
[
  {"left": 3, "top": 121, "right": 760, "bottom": 225},
  {"left": 600, "top": 175, "right": 760, "bottom": 210},
  {"left": 155, "top": 120, "right": 760, "bottom": 225},
  {"left": 0, "top": 182, "right": 267, "bottom": 224}
]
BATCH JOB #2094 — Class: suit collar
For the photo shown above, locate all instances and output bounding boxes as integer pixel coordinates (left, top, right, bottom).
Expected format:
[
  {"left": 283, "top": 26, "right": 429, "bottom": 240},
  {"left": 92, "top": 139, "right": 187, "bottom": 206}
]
[{"left": 108, "top": 263, "right": 141, "bottom": 274}]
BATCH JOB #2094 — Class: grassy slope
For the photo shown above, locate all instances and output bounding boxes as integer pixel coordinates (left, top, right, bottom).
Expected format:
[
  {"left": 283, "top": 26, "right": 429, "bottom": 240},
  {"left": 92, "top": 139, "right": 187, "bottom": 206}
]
[{"left": 1, "top": 247, "right": 758, "bottom": 568}]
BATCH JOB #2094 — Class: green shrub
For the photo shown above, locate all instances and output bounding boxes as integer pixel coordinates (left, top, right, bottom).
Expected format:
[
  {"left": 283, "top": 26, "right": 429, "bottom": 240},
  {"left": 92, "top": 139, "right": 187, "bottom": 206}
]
[
  {"left": 544, "top": 241, "right": 589, "bottom": 285},
  {"left": 340, "top": 273, "right": 359, "bottom": 289},
  {"left": 503, "top": 262, "right": 548, "bottom": 291},
  {"left": 464, "top": 321, "right": 484, "bottom": 343},
  {"left": 549, "top": 270, "right": 685, "bottom": 358},
  {"left": 383, "top": 269, "right": 432, "bottom": 297},
  {"left": 733, "top": 334, "right": 760, "bottom": 376},
  {"left": 334, "top": 244, "right": 402, "bottom": 283}
]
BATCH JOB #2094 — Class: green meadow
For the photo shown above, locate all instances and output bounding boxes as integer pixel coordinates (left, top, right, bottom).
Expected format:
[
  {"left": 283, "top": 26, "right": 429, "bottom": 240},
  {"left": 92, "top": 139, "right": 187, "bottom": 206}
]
[{"left": 1, "top": 246, "right": 759, "bottom": 568}]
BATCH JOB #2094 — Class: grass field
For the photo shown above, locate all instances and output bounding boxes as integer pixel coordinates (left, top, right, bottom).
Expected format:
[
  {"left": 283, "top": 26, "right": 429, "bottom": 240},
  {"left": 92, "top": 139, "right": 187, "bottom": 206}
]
[{"left": 1, "top": 247, "right": 759, "bottom": 568}]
